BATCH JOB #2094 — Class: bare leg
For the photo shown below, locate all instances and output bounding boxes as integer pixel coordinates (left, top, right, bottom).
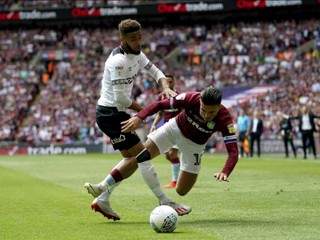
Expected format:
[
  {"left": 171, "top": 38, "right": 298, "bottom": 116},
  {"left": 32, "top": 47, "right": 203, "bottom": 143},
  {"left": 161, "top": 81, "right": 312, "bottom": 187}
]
[{"left": 175, "top": 170, "right": 198, "bottom": 196}]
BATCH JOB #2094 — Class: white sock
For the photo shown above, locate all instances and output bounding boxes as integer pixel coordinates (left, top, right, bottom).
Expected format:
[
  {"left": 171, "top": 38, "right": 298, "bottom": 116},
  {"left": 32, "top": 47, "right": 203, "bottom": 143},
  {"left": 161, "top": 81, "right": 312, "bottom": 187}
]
[
  {"left": 99, "top": 158, "right": 127, "bottom": 188},
  {"left": 98, "top": 182, "right": 121, "bottom": 201},
  {"left": 99, "top": 175, "right": 115, "bottom": 188},
  {"left": 138, "top": 160, "right": 170, "bottom": 204}
]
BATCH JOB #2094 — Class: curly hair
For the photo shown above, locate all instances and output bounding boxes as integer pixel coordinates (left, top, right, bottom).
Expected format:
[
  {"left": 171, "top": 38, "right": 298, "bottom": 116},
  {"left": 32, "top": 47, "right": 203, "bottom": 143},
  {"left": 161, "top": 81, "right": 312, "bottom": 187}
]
[{"left": 118, "top": 19, "right": 141, "bottom": 36}]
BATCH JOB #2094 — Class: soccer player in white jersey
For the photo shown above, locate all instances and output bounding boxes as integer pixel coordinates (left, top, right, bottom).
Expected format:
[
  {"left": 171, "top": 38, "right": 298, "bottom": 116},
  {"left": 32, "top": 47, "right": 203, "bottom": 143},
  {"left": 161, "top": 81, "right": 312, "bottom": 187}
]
[
  {"left": 84, "top": 19, "right": 191, "bottom": 221},
  {"left": 122, "top": 86, "right": 239, "bottom": 197}
]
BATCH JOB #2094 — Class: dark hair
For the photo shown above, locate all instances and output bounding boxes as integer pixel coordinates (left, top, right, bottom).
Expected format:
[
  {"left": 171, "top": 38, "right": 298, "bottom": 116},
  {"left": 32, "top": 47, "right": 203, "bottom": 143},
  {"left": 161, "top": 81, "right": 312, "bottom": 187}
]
[
  {"left": 118, "top": 19, "right": 141, "bottom": 36},
  {"left": 165, "top": 74, "right": 174, "bottom": 80},
  {"left": 200, "top": 86, "right": 222, "bottom": 105}
]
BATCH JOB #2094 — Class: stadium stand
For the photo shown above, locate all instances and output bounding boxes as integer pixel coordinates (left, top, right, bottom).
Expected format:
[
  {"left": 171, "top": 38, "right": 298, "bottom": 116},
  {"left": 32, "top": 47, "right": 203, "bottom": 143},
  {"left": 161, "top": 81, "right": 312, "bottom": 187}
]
[{"left": 0, "top": 1, "right": 319, "bottom": 151}]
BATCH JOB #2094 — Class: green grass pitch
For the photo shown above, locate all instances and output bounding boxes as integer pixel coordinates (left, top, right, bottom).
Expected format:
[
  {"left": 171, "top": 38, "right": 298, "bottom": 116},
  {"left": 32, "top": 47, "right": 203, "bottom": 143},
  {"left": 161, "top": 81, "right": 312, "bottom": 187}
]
[{"left": 0, "top": 153, "right": 319, "bottom": 240}]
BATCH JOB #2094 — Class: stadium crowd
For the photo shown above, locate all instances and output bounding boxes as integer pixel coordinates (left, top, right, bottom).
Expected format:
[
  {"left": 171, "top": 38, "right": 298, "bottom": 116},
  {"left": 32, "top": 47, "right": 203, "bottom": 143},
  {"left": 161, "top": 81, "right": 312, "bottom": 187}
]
[
  {"left": 0, "top": 0, "right": 172, "bottom": 10},
  {"left": 0, "top": 18, "right": 320, "bottom": 146}
]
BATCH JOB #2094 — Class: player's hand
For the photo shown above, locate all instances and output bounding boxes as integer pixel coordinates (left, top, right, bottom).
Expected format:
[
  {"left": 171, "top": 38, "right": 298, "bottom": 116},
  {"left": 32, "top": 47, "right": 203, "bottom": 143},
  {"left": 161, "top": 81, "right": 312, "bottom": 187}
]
[
  {"left": 162, "top": 87, "right": 177, "bottom": 98},
  {"left": 214, "top": 172, "right": 229, "bottom": 182},
  {"left": 150, "top": 125, "right": 156, "bottom": 133},
  {"left": 121, "top": 117, "right": 142, "bottom": 133}
]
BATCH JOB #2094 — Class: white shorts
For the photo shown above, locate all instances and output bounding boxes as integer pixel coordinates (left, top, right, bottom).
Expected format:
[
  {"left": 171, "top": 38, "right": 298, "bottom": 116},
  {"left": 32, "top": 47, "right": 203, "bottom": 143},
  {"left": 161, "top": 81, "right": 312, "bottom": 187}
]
[
  {"left": 147, "top": 118, "right": 205, "bottom": 174},
  {"left": 164, "top": 144, "right": 179, "bottom": 154}
]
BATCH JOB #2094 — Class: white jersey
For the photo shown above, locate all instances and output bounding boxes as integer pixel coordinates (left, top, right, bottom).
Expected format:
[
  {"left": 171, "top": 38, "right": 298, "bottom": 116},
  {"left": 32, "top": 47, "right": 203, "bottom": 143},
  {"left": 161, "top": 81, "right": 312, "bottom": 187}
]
[{"left": 98, "top": 46, "right": 165, "bottom": 111}]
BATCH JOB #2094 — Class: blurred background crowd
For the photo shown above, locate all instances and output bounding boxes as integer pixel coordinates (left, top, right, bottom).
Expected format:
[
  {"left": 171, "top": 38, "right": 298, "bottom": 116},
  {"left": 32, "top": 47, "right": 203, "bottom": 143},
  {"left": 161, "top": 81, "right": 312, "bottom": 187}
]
[{"left": 0, "top": 0, "right": 319, "bottom": 148}]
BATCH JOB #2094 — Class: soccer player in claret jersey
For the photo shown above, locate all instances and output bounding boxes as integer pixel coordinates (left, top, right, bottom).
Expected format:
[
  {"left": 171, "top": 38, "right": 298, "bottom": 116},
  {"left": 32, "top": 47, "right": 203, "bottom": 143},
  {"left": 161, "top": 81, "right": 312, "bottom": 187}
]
[
  {"left": 149, "top": 74, "right": 182, "bottom": 188},
  {"left": 83, "top": 18, "right": 191, "bottom": 221},
  {"left": 122, "top": 86, "right": 239, "bottom": 197}
]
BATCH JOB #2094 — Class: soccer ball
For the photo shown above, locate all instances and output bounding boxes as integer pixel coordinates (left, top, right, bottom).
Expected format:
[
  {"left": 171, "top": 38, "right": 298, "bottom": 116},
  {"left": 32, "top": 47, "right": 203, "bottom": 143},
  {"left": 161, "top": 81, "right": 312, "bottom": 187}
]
[{"left": 149, "top": 205, "right": 178, "bottom": 233}]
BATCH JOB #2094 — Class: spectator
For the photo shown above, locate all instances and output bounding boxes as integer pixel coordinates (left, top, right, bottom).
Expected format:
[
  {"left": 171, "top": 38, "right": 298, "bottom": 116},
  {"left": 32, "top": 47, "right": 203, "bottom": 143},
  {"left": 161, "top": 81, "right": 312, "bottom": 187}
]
[
  {"left": 290, "top": 105, "right": 320, "bottom": 159},
  {"left": 278, "top": 114, "right": 297, "bottom": 158},
  {"left": 249, "top": 109, "right": 264, "bottom": 157}
]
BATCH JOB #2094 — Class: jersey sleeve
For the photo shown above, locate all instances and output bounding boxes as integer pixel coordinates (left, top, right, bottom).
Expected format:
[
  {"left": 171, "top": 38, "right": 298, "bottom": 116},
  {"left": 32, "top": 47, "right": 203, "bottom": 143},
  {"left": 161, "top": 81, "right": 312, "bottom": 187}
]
[
  {"left": 136, "top": 98, "right": 171, "bottom": 120},
  {"left": 219, "top": 111, "right": 239, "bottom": 176},
  {"left": 136, "top": 92, "right": 192, "bottom": 120},
  {"left": 139, "top": 52, "right": 165, "bottom": 83}
]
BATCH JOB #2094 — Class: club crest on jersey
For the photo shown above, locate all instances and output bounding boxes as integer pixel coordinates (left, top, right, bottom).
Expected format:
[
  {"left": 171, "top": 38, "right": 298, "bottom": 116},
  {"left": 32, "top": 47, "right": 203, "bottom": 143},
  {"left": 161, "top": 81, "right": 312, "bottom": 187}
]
[
  {"left": 115, "top": 66, "right": 124, "bottom": 76},
  {"left": 207, "top": 121, "right": 215, "bottom": 129}
]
